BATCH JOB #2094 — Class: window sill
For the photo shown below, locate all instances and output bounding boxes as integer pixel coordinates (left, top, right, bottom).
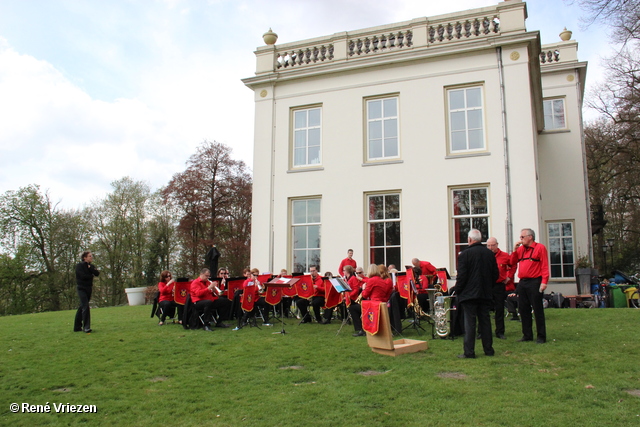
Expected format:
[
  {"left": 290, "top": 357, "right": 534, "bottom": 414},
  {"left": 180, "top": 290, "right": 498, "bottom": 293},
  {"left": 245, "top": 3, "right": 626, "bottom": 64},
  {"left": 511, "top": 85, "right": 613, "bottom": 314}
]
[
  {"left": 287, "top": 167, "right": 324, "bottom": 173},
  {"left": 445, "top": 151, "right": 491, "bottom": 160},
  {"left": 540, "top": 129, "right": 571, "bottom": 135},
  {"left": 362, "top": 159, "right": 404, "bottom": 167}
]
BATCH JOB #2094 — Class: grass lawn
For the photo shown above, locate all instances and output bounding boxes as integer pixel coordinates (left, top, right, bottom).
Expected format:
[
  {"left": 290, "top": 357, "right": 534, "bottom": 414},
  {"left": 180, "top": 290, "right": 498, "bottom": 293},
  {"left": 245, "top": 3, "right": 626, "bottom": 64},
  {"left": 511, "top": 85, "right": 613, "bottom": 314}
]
[{"left": 1, "top": 305, "right": 639, "bottom": 426}]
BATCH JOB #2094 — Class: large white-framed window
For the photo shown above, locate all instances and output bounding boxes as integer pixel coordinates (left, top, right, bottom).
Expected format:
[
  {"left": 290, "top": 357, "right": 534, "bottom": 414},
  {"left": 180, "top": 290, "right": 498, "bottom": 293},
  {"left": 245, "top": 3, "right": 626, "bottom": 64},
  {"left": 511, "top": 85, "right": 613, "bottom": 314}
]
[
  {"left": 543, "top": 98, "right": 566, "bottom": 130},
  {"left": 447, "top": 85, "right": 485, "bottom": 153},
  {"left": 547, "top": 221, "right": 574, "bottom": 278},
  {"left": 293, "top": 106, "right": 322, "bottom": 167},
  {"left": 367, "top": 193, "right": 401, "bottom": 267},
  {"left": 291, "top": 198, "right": 321, "bottom": 273},
  {"left": 451, "top": 186, "right": 489, "bottom": 270},
  {"left": 366, "top": 96, "right": 399, "bottom": 161}
]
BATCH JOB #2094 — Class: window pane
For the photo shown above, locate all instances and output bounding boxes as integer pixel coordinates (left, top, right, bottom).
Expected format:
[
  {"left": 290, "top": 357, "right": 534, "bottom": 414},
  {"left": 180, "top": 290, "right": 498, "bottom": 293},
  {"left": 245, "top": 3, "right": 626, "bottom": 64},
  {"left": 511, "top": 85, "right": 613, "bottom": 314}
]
[
  {"left": 386, "top": 247, "right": 401, "bottom": 268},
  {"left": 293, "top": 250, "right": 307, "bottom": 273},
  {"left": 471, "top": 189, "right": 487, "bottom": 214},
  {"left": 451, "top": 131, "right": 466, "bottom": 151},
  {"left": 294, "top": 147, "right": 305, "bottom": 166},
  {"left": 551, "top": 265, "right": 561, "bottom": 277},
  {"left": 308, "top": 108, "right": 321, "bottom": 127},
  {"left": 308, "top": 128, "right": 320, "bottom": 146},
  {"left": 293, "top": 201, "right": 306, "bottom": 224},
  {"left": 368, "top": 100, "right": 381, "bottom": 120},
  {"left": 371, "top": 247, "right": 385, "bottom": 265},
  {"left": 308, "top": 225, "right": 320, "bottom": 249},
  {"left": 383, "top": 98, "right": 397, "bottom": 117},
  {"left": 384, "top": 118, "right": 397, "bottom": 138},
  {"left": 371, "top": 223, "right": 385, "bottom": 247},
  {"left": 450, "top": 111, "right": 466, "bottom": 131},
  {"left": 369, "top": 121, "right": 382, "bottom": 139},
  {"left": 369, "top": 139, "right": 382, "bottom": 159},
  {"left": 384, "top": 138, "right": 398, "bottom": 157},
  {"left": 369, "top": 196, "right": 383, "bottom": 220},
  {"left": 309, "top": 250, "right": 321, "bottom": 271},
  {"left": 308, "top": 146, "right": 320, "bottom": 165},
  {"left": 467, "top": 109, "right": 482, "bottom": 129},
  {"left": 294, "top": 110, "right": 307, "bottom": 129},
  {"left": 454, "top": 218, "right": 470, "bottom": 244},
  {"left": 307, "top": 199, "right": 321, "bottom": 223},
  {"left": 543, "top": 100, "right": 552, "bottom": 116},
  {"left": 548, "top": 223, "right": 560, "bottom": 237},
  {"left": 468, "top": 129, "right": 484, "bottom": 149},
  {"left": 386, "top": 221, "right": 400, "bottom": 245},
  {"left": 449, "top": 90, "right": 464, "bottom": 110},
  {"left": 473, "top": 217, "right": 488, "bottom": 241},
  {"left": 466, "top": 87, "right": 482, "bottom": 108},
  {"left": 385, "top": 195, "right": 400, "bottom": 219},
  {"left": 294, "top": 130, "right": 306, "bottom": 148},
  {"left": 563, "top": 264, "right": 574, "bottom": 277},
  {"left": 453, "top": 190, "right": 470, "bottom": 215},
  {"left": 293, "top": 226, "right": 307, "bottom": 249}
]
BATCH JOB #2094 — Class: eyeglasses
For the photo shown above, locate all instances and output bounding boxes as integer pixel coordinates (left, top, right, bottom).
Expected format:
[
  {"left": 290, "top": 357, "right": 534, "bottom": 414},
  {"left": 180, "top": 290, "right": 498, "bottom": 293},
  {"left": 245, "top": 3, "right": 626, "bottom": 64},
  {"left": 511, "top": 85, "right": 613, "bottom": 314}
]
[{"left": 221, "top": 272, "right": 229, "bottom": 275}]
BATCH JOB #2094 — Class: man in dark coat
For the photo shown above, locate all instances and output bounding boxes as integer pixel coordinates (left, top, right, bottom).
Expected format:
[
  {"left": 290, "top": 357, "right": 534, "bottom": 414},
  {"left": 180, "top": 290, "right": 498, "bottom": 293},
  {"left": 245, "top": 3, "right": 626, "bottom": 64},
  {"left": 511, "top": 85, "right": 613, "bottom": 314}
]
[
  {"left": 454, "top": 229, "right": 499, "bottom": 358},
  {"left": 74, "top": 251, "right": 100, "bottom": 333}
]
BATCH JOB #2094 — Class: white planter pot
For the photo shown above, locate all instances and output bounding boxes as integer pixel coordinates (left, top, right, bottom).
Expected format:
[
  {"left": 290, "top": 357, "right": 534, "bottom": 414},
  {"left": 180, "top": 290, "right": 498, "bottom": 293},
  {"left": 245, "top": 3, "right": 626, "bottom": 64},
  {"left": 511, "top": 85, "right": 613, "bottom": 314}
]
[{"left": 125, "top": 287, "right": 146, "bottom": 306}]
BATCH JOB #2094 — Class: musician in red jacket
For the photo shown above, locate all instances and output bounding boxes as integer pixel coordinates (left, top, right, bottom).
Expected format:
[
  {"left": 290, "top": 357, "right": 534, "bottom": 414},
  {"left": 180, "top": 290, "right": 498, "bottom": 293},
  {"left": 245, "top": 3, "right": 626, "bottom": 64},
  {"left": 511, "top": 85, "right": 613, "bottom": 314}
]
[
  {"left": 338, "top": 249, "right": 357, "bottom": 277},
  {"left": 157, "top": 270, "right": 178, "bottom": 325},
  {"left": 510, "top": 228, "right": 549, "bottom": 344},
  {"left": 486, "top": 237, "right": 514, "bottom": 339},
  {"left": 344, "top": 265, "right": 364, "bottom": 336},
  {"left": 295, "top": 266, "right": 329, "bottom": 323},
  {"left": 190, "top": 268, "right": 232, "bottom": 331}
]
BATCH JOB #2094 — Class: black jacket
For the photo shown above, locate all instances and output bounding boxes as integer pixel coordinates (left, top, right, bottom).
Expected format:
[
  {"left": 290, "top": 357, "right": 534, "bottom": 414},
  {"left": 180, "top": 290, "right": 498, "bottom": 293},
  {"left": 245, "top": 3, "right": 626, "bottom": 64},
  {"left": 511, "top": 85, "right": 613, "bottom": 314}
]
[
  {"left": 76, "top": 262, "right": 99, "bottom": 287},
  {"left": 455, "top": 242, "right": 498, "bottom": 303}
]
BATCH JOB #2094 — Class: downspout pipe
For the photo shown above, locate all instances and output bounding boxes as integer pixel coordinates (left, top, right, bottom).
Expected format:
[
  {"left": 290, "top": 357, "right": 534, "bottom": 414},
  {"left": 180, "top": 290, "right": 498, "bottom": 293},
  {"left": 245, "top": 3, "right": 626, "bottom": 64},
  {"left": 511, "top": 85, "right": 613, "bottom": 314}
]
[{"left": 497, "top": 46, "right": 514, "bottom": 248}]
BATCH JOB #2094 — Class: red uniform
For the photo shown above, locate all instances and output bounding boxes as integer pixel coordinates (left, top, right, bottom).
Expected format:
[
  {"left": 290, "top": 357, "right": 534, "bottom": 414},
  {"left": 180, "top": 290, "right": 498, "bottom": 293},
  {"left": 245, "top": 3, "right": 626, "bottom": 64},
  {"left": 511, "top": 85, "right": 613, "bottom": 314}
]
[
  {"left": 190, "top": 277, "right": 217, "bottom": 302},
  {"left": 419, "top": 261, "right": 437, "bottom": 276},
  {"left": 362, "top": 276, "right": 393, "bottom": 302},
  {"left": 510, "top": 241, "right": 550, "bottom": 284},
  {"left": 311, "top": 275, "right": 324, "bottom": 297},
  {"left": 338, "top": 257, "right": 357, "bottom": 277},
  {"left": 347, "top": 275, "right": 361, "bottom": 301},
  {"left": 158, "top": 281, "right": 174, "bottom": 302},
  {"left": 494, "top": 249, "right": 515, "bottom": 290}
]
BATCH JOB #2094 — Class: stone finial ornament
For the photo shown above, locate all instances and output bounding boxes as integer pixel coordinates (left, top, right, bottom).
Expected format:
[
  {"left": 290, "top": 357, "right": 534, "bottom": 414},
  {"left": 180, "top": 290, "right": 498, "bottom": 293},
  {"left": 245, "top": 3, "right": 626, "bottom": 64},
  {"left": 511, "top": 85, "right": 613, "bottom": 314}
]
[
  {"left": 559, "top": 27, "right": 572, "bottom": 41},
  {"left": 263, "top": 28, "right": 278, "bottom": 45}
]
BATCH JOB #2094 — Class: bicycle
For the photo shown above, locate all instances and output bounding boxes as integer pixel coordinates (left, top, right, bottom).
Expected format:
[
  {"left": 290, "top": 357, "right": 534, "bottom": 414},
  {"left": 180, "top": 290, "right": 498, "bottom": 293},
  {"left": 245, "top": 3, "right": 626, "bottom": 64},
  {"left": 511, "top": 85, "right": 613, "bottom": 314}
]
[{"left": 627, "top": 274, "right": 640, "bottom": 308}]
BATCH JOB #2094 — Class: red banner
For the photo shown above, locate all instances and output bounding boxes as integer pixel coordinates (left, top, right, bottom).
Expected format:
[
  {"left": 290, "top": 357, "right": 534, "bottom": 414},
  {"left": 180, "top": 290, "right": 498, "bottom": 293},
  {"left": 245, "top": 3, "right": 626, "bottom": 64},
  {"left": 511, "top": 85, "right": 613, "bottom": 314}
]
[
  {"left": 295, "top": 275, "right": 314, "bottom": 299},
  {"left": 226, "top": 278, "right": 245, "bottom": 299},
  {"left": 397, "top": 275, "right": 410, "bottom": 301},
  {"left": 241, "top": 285, "right": 257, "bottom": 312},
  {"left": 265, "top": 286, "right": 282, "bottom": 306},
  {"left": 324, "top": 278, "right": 341, "bottom": 309},
  {"left": 436, "top": 270, "right": 448, "bottom": 292},
  {"left": 173, "top": 281, "right": 190, "bottom": 305},
  {"left": 362, "top": 300, "right": 381, "bottom": 335},
  {"left": 279, "top": 276, "right": 297, "bottom": 297}
]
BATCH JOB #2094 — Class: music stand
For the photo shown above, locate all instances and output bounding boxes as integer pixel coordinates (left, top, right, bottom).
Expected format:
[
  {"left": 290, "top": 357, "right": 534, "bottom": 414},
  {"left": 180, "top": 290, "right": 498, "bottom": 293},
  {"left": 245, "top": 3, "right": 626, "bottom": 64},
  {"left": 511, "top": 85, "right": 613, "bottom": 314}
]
[
  {"left": 402, "top": 275, "right": 427, "bottom": 335},
  {"left": 265, "top": 277, "right": 299, "bottom": 334},
  {"left": 329, "top": 277, "right": 352, "bottom": 336}
]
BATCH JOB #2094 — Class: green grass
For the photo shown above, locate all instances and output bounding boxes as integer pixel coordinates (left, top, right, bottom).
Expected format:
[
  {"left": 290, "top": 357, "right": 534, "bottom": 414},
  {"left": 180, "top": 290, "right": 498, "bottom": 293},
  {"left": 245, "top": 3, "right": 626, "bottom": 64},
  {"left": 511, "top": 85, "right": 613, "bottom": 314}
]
[{"left": 1, "top": 306, "right": 640, "bottom": 426}]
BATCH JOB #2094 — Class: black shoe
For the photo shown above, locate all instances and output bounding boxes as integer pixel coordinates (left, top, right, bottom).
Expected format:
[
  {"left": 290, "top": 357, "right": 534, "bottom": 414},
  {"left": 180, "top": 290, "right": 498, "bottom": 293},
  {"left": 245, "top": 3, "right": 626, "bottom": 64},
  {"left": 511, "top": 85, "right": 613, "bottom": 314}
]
[
  {"left": 536, "top": 338, "right": 546, "bottom": 344},
  {"left": 485, "top": 352, "right": 495, "bottom": 356},
  {"left": 352, "top": 330, "right": 366, "bottom": 337},
  {"left": 74, "top": 328, "right": 82, "bottom": 332},
  {"left": 457, "top": 354, "right": 475, "bottom": 359},
  {"left": 203, "top": 326, "right": 213, "bottom": 332},
  {"left": 496, "top": 334, "right": 506, "bottom": 340},
  {"left": 517, "top": 337, "right": 533, "bottom": 342},
  {"left": 510, "top": 317, "right": 520, "bottom": 321},
  {"left": 84, "top": 329, "right": 92, "bottom": 333},
  {"left": 321, "top": 319, "right": 331, "bottom": 325},
  {"left": 301, "top": 319, "right": 312, "bottom": 324},
  {"left": 215, "top": 323, "right": 230, "bottom": 328}
]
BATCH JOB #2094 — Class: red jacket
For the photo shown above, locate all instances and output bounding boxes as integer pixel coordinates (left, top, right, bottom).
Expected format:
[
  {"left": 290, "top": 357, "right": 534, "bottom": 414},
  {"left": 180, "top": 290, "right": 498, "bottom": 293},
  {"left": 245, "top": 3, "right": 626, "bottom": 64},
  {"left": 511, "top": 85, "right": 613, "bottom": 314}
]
[
  {"left": 494, "top": 249, "right": 515, "bottom": 288},
  {"left": 510, "top": 241, "right": 550, "bottom": 285},
  {"left": 311, "top": 275, "right": 324, "bottom": 297},
  {"left": 346, "top": 274, "right": 361, "bottom": 301},
  {"left": 158, "top": 281, "right": 174, "bottom": 302},
  {"left": 419, "top": 261, "right": 437, "bottom": 276},
  {"left": 338, "top": 258, "right": 357, "bottom": 276},
  {"left": 362, "top": 276, "right": 393, "bottom": 302},
  {"left": 190, "top": 277, "right": 217, "bottom": 302}
]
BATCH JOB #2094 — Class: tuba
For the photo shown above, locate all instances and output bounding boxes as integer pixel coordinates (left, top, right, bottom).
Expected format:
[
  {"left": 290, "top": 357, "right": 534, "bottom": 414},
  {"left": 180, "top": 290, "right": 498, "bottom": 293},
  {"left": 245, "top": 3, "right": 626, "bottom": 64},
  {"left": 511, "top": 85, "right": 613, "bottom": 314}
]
[{"left": 432, "top": 284, "right": 455, "bottom": 338}]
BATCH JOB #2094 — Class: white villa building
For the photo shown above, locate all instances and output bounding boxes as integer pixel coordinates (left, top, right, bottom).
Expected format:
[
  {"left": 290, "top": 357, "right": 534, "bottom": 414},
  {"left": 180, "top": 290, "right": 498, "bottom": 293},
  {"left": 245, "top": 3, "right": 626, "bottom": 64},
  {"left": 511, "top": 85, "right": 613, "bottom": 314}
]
[{"left": 242, "top": 0, "right": 589, "bottom": 294}]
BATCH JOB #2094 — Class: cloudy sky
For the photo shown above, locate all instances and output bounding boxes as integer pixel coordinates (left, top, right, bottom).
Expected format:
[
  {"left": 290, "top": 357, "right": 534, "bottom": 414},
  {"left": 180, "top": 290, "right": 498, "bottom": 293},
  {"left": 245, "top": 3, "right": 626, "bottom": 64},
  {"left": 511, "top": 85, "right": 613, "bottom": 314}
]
[{"left": 0, "top": 0, "right": 610, "bottom": 209}]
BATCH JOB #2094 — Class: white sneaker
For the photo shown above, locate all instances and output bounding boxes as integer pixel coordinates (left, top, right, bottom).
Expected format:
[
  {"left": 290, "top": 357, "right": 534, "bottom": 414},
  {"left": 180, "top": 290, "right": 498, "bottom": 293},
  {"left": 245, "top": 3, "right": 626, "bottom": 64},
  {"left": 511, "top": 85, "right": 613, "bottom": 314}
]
[
  {"left": 263, "top": 323, "right": 273, "bottom": 326},
  {"left": 232, "top": 326, "right": 242, "bottom": 331}
]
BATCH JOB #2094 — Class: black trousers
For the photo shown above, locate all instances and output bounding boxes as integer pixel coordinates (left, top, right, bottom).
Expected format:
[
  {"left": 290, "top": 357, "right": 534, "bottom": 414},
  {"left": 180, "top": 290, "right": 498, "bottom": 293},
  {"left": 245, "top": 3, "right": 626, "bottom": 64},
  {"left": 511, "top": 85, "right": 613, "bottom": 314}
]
[
  {"left": 389, "top": 292, "right": 406, "bottom": 334},
  {"left": 461, "top": 299, "right": 494, "bottom": 357},
  {"left": 239, "top": 297, "right": 270, "bottom": 326},
  {"left": 518, "top": 277, "right": 546, "bottom": 341},
  {"left": 493, "top": 284, "right": 506, "bottom": 335},
  {"left": 348, "top": 302, "right": 362, "bottom": 332},
  {"left": 158, "top": 301, "right": 184, "bottom": 322},
  {"left": 297, "top": 296, "right": 329, "bottom": 322},
  {"left": 74, "top": 286, "right": 92, "bottom": 331}
]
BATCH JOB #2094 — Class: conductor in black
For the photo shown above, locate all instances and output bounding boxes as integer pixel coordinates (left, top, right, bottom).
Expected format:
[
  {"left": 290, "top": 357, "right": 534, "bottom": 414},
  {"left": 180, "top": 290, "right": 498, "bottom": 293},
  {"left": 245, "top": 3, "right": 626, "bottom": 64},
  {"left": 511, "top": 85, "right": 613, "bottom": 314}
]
[
  {"left": 74, "top": 251, "right": 100, "bottom": 333},
  {"left": 454, "top": 229, "right": 499, "bottom": 359}
]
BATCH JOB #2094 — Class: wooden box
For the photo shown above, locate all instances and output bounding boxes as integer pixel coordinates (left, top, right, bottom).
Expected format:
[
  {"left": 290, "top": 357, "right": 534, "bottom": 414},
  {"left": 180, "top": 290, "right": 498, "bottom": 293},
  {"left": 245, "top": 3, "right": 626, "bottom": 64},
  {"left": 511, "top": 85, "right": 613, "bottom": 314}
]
[{"left": 366, "top": 302, "right": 428, "bottom": 356}]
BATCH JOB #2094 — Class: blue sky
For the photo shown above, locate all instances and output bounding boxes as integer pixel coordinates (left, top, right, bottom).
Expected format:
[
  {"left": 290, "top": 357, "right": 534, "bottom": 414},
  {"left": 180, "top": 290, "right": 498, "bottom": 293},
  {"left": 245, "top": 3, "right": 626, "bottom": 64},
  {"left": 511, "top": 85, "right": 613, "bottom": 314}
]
[{"left": 0, "top": 0, "right": 610, "bottom": 209}]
